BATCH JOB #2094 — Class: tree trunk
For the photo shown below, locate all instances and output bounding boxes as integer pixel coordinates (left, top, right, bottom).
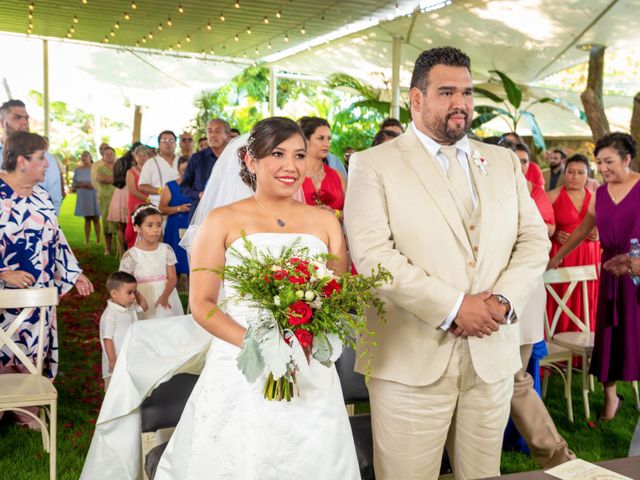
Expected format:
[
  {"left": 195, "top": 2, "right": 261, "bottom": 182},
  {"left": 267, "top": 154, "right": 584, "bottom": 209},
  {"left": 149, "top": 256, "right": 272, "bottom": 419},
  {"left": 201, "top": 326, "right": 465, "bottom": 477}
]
[
  {"left": 581, "top": 45, "right": 610, "bottom": 141},
  {"left": 630, "top": 92, "right": 640, "bottom": 171}
]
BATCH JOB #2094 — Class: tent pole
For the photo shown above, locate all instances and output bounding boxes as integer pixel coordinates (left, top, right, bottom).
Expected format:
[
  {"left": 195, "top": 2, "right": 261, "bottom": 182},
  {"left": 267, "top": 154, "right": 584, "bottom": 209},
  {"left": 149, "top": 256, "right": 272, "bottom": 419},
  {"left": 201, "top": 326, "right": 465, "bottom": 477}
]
[
  {"left": 269, "top": 67, "right": 277, "bottom": 116},
  {"left": 43, "top": 39, "right": 50, "bottom": 139},
  {"left": 391, "top": 34, "right": 401, "bottom": 119},
  {"left": 132, "top": 105, "right": 142, "bottom": 143}
]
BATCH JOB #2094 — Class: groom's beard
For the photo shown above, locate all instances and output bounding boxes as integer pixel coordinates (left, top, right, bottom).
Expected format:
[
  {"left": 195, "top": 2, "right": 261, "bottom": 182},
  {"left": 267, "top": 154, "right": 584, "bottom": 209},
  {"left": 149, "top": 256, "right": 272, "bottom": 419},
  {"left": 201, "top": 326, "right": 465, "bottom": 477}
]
[{"left": 436, "top": 109, "right": 470, "bottom": 144}]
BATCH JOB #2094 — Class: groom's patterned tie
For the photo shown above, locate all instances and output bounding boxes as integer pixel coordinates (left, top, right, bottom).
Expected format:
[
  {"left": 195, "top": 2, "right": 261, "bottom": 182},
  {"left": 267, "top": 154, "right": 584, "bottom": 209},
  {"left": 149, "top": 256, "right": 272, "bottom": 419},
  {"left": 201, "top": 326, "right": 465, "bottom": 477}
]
[{"left": 441, "top": 145, "right": 473, "bottom": 216}]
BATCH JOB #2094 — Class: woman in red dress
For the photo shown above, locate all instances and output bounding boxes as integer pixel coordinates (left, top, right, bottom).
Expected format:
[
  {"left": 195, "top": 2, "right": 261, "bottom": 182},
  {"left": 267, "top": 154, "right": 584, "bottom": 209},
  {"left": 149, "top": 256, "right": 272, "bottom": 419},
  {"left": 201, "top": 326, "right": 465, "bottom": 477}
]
[
  {"left": 546, "top": 154, "right": 601, "bottom": 333},
  {"left": 298, "top": 117, "right": 346, "bottom": 220},
  {"left": 125, "top": 145, "right": 150, "bottom": 247}
]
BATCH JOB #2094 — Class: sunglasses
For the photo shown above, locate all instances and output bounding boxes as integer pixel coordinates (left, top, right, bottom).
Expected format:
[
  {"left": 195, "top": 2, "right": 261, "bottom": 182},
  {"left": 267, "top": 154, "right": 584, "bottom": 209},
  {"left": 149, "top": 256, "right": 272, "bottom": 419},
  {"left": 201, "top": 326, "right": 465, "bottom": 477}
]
[{"left": 180, "top": 138, "right": 193, "bottom": 142}]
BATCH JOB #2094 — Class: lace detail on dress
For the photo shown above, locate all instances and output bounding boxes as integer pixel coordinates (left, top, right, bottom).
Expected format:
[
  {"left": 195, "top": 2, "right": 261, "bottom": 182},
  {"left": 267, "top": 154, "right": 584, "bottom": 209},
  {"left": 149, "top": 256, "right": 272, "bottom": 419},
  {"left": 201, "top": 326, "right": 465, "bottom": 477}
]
[
  {"left": 119, "top": 250, "right": 135, "bottom": 274},
  {"left": 165, "top": 243, "right": 178, "bottom": 265}
]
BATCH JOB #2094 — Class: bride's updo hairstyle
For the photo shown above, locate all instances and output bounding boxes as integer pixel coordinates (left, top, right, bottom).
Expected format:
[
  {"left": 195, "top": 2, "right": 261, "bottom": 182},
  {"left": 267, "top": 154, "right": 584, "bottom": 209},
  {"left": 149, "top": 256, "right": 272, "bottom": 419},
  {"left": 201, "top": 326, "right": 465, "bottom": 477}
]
[{"left": 238, "top": 117, "right": 306, "bottom": 189}]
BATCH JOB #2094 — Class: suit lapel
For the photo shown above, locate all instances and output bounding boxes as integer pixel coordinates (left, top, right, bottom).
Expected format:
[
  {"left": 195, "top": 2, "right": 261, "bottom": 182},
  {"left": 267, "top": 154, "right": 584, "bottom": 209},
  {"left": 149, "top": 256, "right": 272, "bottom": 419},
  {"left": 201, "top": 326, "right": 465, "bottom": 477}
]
[
  {"left": 468, "top": 141, "right": 496, "bottom": 261},
  {"left": 398, "top": 130, "right": 473, "bottom": 257}
]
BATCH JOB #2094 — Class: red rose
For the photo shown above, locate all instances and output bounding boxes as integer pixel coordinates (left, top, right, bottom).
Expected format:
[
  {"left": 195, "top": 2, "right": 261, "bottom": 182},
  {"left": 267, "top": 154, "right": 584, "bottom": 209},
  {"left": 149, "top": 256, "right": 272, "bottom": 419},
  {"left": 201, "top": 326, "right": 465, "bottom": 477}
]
[
  {"left": 272, "top": 269, "right": 288, "bottom": 281},
  {"left": 264, "top": 274, "right": 271, "bottom": 283},
  {"left": 323, "top": 279, "right": 341, "bottom": 297},
  {"left": 288, "top": 300, "right": 313, "bottom": 325},
  {"left": 294, "top": 329, "right": 313, "bottom": 348},
  {"left": 288, "top": 275, "right": 306, "bottom": 285}
]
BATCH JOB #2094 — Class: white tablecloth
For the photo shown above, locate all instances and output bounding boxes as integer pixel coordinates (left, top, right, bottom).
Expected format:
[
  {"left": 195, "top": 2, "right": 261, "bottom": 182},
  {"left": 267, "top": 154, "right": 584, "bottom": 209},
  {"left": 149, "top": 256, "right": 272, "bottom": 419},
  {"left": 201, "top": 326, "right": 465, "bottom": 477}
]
[{"left": 80, "top": 314, "right": 212, "bottom": 480}]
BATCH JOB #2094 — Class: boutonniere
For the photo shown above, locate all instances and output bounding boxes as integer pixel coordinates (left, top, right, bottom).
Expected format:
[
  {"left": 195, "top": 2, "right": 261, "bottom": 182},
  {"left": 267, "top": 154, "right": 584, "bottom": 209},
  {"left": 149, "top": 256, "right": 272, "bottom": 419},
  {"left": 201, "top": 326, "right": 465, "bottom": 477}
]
[{"left": 471, "top": 150, "right": 488, "bottom": 175}]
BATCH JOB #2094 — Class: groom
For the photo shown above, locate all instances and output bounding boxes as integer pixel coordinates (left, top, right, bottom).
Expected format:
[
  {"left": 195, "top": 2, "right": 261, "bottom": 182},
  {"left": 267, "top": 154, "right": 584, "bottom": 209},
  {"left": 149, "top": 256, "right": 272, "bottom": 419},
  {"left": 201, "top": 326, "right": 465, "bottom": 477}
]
[{"left": 344, "top": 47, "right": 550, "bottom": 479}]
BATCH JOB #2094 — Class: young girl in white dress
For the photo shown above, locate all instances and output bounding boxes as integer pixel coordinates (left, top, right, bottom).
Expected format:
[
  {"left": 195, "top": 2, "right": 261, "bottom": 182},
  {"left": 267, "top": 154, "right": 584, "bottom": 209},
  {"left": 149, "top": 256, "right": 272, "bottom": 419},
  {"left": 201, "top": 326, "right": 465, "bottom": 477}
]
[
  {"left": 119, "top": 204, "right": 184, "bottom": 320},
  {"left": 155, "top": 117, "right": 359, "bottom": 479}
]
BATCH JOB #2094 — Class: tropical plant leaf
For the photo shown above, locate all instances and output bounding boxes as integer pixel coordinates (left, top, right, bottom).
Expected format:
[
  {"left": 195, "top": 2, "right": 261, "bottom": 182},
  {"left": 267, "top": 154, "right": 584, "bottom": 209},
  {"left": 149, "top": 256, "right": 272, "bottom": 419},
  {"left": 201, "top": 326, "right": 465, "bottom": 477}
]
[
  {"left": 311, "top": 332, "right": 333, "bottom": 367},
  {"left": 490, "top": 70, "right": 522, "bottom": 109},
  {"left": 520, "top": 111, "right": 547, "bottom": 150},
  {"left": 327, "top": 73, "right": 380, "bottom": 100},
  {"left": 471, "top": 112, "right": 499, "bottom": 129},
  {"left": 543, "top": 98, "right": 588, "bottom": 122},
  {"left": 474, "top": 87, "right": 504, "bottom": 103}
]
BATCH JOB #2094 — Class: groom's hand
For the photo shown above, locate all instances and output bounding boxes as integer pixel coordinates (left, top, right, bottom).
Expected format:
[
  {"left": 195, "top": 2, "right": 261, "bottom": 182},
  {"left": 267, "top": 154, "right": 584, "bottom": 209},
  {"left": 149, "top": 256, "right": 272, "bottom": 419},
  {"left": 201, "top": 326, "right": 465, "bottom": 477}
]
[{"left": 454, "top": 291, "right": 502, "bottom": 338}]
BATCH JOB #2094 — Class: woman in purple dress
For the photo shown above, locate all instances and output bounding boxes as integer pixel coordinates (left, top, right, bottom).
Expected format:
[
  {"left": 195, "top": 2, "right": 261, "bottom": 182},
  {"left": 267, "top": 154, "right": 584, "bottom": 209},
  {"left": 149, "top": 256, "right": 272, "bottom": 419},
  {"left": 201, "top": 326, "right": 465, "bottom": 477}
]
[{"left": 549, "top": 132, "right": 640, "bottom": 420}]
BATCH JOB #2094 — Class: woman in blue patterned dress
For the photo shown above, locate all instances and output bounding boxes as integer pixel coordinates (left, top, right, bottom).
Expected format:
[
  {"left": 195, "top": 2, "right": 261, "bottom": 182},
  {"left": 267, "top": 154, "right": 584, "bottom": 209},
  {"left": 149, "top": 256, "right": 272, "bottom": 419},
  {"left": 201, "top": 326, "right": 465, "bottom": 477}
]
[
  {"left": 159, "top": 156, "right": 191, "bottom": 290},
  {"left": 0, "top": 132, "right": 93, "bottom": 426},
  {"left": 72, "top": 150, "right": 101, "bottom": 244}
]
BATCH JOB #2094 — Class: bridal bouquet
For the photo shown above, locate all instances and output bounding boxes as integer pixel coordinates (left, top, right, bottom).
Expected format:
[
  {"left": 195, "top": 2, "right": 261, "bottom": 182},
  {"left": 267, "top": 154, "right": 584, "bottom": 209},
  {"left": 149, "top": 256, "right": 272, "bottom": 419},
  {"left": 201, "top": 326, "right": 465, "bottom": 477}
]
[{"left": 211, "top": 236, "right": 391, "bottom": 401}]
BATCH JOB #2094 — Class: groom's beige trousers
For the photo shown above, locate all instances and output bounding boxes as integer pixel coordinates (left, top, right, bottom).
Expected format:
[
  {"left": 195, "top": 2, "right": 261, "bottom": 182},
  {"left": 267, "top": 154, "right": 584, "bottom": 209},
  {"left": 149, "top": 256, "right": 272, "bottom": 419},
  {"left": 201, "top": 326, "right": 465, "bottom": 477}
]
[{"left": 368, "top": 339, "right": 514, "bottom": 480}]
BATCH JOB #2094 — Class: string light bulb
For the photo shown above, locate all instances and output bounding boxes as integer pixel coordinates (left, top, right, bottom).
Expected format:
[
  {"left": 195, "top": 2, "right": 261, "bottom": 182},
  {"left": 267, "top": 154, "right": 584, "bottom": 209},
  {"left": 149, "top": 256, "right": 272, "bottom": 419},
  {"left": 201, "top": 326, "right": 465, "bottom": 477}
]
[
  {"left": 276, "top": 10, "right": 282, "bottom": 18},
  {"left": 284, "top": 34, "right": 289, "bottom": 42},
  {"left": 29, "top": 2, "right": 35, "bottom": 10},
  {"left": 220, "top": 13, "right": 225, "bottom": 21},
  {"left": 254, "top": 47, "right": 259, "bottom": 55},
  {"left": 267, "top": 42, "right": 272, "bottom": 49},
  {"left": 73, "top": 15, "right": 79, "bottom": 23},
  {"left": 124, "top": 12, "right": 130, "bottom": 20},
  {"left": 207, "top": 21, "right": 212, "bottom": 30},
  {"left": 186, "top": 35, "right": 191, "bottom": 42},
  {"left": 66, "top": 32, "right": 72, "bottom": 38},
  {"left": 234, "top": 34, "right": 239, "bottom": 41},
  {"left": 246, "top": 26, "right": 251, "bottom": 34},
  {"left": 28, "top": 13, "right": 33, "bottom": 20},
  {"left": 243, "top": 52, "right": 247, "bottom": 58},
  {"left": 301, "top": 26, "right": 306, "bottom": 34},
  {"left": 27, "top": 28, "right": 32, "bottom": 34},
  {"left": 167, "top": 17, "right": 173, "bottom": 26},
  {"left": 28, "top": 22, "right": 33, "bottom": 29},
  {"left": 82, "top": 0, "right": 88, "bottom": 4},
  {"left": 176, "top": 41, "right": 182, "bottom": 48},
  {"left": 131, "top": 1, "right": 137, "bottom": 10},
  {"left": 110, "top": 30, "right": 115, "bottom": 37},
  {"left": 210, "top": 48, "right": 215, "bottom": 54},
  {"left": 114, "top": 22, "right": 120, "bottom": 29},
  {"left": 178, "top": 3, "right": 184, "bottom": 13},
  {"left": 70, "top": 25, "right": 75, "bottom": 33},
  {"left": 235, "top": 0, "right": 240, "bottom": 8},
  {"left": 158, "top": 23, "right": 163, "bottom": 30},
  {"left": 141, "top": 37, "right": 146, "bottom": 43},
  {"left": 264, "top": 16, "right": 269, "bottom": 24},
  {"left": 135, "top": 41, "right": 140, "bottom": 47},
  {"left": 148, "top": 32, "right": 153, "bottom": 39}
]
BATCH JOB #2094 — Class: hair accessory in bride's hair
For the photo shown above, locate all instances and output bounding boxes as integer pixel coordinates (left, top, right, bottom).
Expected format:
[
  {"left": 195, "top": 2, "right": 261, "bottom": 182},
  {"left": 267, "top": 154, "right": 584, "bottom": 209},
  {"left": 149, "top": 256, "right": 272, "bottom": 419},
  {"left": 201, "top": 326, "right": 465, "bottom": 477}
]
[
  {"left": 246, "top": 135, "right": 256, "bottom": 158},
  {"left": 131, "top": 204, "right": 161, "bottom": 225}
]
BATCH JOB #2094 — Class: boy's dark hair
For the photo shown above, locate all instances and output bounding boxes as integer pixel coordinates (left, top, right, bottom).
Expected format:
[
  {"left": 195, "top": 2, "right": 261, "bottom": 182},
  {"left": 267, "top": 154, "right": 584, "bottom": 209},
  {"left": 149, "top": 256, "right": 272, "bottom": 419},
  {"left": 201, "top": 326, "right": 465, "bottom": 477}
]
[
  {"left": 106, "top": 271, "right": 137, "bottom": 292},
  {"left": 410, "top": 46, "right": 471, "bottom": 92}
]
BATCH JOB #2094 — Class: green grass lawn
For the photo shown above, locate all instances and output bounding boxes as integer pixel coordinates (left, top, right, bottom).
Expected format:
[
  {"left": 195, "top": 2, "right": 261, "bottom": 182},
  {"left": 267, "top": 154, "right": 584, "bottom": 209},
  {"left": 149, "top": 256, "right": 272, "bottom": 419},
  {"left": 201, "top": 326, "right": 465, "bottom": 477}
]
[{"left": 0, "top": 194, "right": 638, "bottom": 478}]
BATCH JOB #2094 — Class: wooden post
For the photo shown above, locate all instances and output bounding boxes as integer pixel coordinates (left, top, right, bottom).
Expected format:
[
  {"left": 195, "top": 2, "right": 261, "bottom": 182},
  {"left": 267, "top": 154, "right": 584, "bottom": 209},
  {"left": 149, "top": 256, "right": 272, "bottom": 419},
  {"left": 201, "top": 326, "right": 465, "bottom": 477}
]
[
  {"left": 132, "top": 105, "right": 142, "bottom": 143},
  {"left": 269, "top": 67, "right": 277, "bottom": 116},
  {"left": 580, "top": 45, "right": 609, "bottom": 141},
  {"left": 630, "top": 92, "right": 640, "bottom": 172},
  {"left": 390, "top": 34, "right": 401, "bottom": 119},
  {"left": 43, "top": 40, "right": 50, "bottom": 139}
]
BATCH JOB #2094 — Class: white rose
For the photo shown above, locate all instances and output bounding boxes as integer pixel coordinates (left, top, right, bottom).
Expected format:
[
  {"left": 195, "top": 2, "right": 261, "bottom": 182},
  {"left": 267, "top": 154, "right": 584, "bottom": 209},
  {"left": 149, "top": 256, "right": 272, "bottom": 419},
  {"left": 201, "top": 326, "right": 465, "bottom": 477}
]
[
  {"left": 271, "top": 265, "right": 283, "bottom": 271},
  {"left": 313, "top": 262, "right": 332, "bottom": 280},
  {"left": 311, "top": 297, "right": 322, "bottom": 310},
  {"left": 296, "top": 290, "right": 304, "bottom": 298},
  {"left": 304, "top": 290, "right": 315, "bottom": 301},
  {"left": 273, "top": 295, "right": 281, "bottom": 306}
]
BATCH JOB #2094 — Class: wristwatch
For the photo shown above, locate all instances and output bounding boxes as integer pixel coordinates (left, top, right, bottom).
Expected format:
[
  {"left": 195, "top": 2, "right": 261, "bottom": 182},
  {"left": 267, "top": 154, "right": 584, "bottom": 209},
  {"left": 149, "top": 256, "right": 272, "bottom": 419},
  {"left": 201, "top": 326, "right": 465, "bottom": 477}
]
[{"left": 492, "top": 293, "right": 511, "bottom": 318}]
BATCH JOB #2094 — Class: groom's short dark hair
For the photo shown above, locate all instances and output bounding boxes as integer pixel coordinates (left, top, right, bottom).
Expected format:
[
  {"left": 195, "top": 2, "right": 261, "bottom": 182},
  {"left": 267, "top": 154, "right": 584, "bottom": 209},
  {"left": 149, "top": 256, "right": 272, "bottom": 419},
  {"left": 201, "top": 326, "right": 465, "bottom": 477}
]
[{"left": 410, "top": 47, "right": 471, "bottom": 93}]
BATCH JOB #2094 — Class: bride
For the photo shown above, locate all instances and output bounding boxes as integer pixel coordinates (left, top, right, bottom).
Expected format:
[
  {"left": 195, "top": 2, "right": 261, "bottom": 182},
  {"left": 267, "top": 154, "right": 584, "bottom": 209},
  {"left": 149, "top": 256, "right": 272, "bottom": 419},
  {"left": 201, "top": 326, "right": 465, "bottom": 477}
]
[{"left": 155, "top": 117, "right": 360, "bottom": 479}]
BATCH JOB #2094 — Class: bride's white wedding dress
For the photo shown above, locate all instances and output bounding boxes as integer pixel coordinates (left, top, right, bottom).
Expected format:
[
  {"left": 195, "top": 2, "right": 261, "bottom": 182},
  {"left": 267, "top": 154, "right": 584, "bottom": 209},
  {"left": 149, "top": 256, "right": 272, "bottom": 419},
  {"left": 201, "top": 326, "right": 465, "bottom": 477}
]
[{"left": 155, "top": 233, "right": 360, "bottom": 479}]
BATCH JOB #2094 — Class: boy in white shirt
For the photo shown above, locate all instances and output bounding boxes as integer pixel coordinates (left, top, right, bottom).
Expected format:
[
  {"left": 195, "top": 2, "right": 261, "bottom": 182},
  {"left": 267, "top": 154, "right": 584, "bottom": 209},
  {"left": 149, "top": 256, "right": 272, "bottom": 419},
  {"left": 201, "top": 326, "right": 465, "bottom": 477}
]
[{"left": 100, "top": 271, "right": 148, "bottom": 390}]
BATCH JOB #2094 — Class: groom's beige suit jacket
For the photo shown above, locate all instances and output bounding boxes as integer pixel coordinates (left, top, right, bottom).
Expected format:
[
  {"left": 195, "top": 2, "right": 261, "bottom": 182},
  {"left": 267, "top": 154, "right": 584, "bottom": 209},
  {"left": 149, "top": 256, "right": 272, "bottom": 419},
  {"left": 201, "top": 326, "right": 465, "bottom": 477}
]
[{"left": 344, "top": 128, "right": 551, "bottom": 386}]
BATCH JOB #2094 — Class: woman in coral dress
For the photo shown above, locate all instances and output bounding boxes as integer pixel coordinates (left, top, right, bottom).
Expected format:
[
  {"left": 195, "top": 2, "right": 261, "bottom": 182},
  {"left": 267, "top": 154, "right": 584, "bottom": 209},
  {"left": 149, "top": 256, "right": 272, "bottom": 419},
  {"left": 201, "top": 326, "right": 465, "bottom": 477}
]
[
  {"left": 298, "top": 117, "right": 346, "bottom": 217},
  {"left": 547, "top": 154, "right": 601, "bottom": 333}
]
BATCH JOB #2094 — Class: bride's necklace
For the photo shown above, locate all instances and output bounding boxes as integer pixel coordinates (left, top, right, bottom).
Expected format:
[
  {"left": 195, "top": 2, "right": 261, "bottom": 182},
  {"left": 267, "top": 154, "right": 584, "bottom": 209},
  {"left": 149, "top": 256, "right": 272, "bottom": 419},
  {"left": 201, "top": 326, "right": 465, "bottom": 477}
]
[{"left": 252, "top": 196, "right": 292, "bottom": 228}]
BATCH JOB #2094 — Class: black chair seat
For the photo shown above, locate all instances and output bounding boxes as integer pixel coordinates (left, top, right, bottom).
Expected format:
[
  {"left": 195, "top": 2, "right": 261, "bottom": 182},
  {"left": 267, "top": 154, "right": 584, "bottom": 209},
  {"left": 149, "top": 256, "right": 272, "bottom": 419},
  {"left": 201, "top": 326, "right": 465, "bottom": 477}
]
[
  {"left": 145, "top": 441, "right": 168, "bottom": 480},
  {"left": 140, "top": 373, "right": 199, "bottom": 432}
]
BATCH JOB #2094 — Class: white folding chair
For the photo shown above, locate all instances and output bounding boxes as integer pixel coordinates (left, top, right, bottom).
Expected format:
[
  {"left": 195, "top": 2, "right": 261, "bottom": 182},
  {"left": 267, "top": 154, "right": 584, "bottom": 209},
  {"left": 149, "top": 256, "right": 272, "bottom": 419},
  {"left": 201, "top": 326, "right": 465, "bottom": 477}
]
[
  {"left": 0, "top": 287, "right": 59, "bottom": 480},
  {"left": 543, "top": 265, "right": 596, "bottom": 419}
]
